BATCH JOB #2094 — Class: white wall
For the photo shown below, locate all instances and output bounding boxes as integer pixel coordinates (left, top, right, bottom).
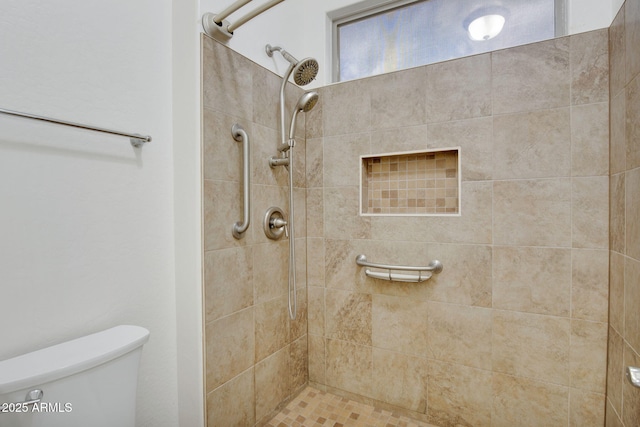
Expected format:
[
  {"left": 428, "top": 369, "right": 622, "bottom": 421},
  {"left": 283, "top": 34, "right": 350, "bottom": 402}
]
[
  {"left": 612, "top": 0, "right": 625, "bottom": 17},
  {"left": 0, "top": 1, "right": 179, "bottom": 425},
  {"left": 199, "top": 0, "right": 617, "bottom": 87},
  {"left": 172, "top": 0, "right": 206, "bottom": 425},
  {"left": 568, "top": 0, "right": 614, "bottom": 34}
]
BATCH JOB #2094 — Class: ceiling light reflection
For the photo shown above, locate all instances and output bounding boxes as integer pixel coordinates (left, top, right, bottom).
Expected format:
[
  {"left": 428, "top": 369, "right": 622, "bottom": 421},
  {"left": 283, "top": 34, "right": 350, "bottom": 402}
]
[{"left": 467, "top": 14, "right": 505, "bottom": 41}]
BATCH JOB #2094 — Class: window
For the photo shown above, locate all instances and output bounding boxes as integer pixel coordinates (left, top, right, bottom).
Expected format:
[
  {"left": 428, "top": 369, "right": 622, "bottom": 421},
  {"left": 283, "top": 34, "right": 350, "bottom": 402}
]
[{"left": 332, "top": 0, "right": 566, "bottom": 82}]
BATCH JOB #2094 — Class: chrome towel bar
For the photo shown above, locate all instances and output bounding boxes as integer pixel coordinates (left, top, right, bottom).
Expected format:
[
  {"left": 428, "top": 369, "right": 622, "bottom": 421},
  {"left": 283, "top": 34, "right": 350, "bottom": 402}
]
[
  {"left": 355, "top": 254, "right": 443, "bottom": 283},
  {"left": 232, "top": 124, "right": 250, "bottom": 239},
  {"left": 0, "top": 107, "right": 151, "bottom": 147}
]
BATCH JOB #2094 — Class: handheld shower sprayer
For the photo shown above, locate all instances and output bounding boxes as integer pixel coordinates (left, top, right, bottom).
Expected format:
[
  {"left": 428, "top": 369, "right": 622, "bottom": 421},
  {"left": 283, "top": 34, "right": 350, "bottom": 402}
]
[
  {"left": 265, "top": 44, "right": 320, "bottom": 154},
  {"left": 288, "top": 91, "right": 319, "bottom": 140},
  {"left": 265, "top": 44, "right": 320, "bottom": 321},
  {"left": 268, "top": 90, "right": 319, "bottom": 168},
  {"left": 278, "top": 91, "right": 319, "bottom": 321}
]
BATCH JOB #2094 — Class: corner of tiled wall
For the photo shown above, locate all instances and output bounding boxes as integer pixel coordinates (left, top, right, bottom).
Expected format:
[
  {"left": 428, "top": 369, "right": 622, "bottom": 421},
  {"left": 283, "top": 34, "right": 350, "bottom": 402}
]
[
  {"left": 201, "top": 34, "right": 309, "bottom": 427},
  {"left": 306, "top": 24, "right": 612, "bottom": 427},
  {"left": 607, "top": 0, "right": 640, "bottom": 425}
]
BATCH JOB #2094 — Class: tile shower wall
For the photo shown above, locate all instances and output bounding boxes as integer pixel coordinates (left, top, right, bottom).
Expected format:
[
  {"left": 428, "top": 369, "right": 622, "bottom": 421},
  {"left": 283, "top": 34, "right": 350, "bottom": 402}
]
[
  {"left": 201, "top": 35, "right": 309, "bottom": 427},
  {"left": 306, "top": 30, "right": 610, "bottom": 426},
  {"left": 607, "top": 0, "right": 640, "bottom": 425}
]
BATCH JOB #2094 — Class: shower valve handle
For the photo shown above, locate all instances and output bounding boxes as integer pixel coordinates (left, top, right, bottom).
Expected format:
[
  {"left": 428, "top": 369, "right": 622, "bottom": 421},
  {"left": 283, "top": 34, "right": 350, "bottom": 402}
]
[
  {"left": 272, "top": 218, "right": 289, "bottom": 238},
  {"left": 272, "top": 218, "right": 287, "bottom": 228}
]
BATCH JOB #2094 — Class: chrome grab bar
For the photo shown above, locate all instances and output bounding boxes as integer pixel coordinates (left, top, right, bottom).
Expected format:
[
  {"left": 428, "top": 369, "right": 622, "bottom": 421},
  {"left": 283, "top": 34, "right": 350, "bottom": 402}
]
[
  {"left": 355, "top": 254, "right": 443, "bottom": 283},
  {"left": 232, "top": 124, "right": 250, "bottom": 239},
  {"left": 0, "top": 107, "right": 151, "bottom": 147}
]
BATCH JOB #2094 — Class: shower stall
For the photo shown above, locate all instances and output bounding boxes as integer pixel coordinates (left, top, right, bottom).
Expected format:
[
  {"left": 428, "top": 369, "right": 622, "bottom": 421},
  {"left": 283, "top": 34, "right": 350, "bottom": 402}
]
[{"left": 201, "top": 0, "right": 639, "bottom": 423}]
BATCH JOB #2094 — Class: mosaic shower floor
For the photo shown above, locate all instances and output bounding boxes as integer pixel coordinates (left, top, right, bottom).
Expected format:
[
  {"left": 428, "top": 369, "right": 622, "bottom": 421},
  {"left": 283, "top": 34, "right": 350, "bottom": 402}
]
[{"left": 265, "top": 386, "right": 438, "bottom": 427}]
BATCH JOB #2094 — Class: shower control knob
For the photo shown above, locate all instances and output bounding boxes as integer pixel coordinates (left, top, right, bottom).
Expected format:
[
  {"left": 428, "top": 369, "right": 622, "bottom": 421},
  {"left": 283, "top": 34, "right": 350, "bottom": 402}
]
[
  {"left": 271, "top": 218, "right": 289, "bottom": 238},
  {"left": 263, "top": 206, "right": 287, "bottom": 240}
]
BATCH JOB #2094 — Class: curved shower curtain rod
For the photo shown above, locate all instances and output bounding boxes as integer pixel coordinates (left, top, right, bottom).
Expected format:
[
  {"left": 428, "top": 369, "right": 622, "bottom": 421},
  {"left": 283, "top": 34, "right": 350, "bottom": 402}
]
[{"left": 202, "top": 0, "right": 285, "bottom": 40}]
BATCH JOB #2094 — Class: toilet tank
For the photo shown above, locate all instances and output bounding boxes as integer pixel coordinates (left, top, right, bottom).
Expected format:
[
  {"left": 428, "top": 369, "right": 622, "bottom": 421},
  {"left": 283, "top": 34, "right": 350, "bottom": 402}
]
[{"left": 0, "top": 325, "right": 150, "bottom": 427}]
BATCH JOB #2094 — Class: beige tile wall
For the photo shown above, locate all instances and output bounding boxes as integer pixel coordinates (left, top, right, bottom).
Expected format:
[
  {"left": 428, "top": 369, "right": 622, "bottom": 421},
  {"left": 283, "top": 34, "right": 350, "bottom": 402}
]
[
  {"left": 202, "top": 36, "right": 309, "bottom": 427},
  {"left": 306, "top": 29, "right": 610, "bottom": 426},
  {"left": 607, "top": 0, "right": 640, "bottom": 425},
  {"left": 201, "top": 7, "right": 634, "bottom": 425}
]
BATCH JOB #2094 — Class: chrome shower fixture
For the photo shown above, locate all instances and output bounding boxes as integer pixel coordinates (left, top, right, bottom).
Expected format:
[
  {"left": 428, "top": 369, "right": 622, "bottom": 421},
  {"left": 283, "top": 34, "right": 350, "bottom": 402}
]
[
  {"left": 265, "top": 44, "right": 320, "bottom": 321},
  {"left": 295, "top": 91, "right": 319, "bottom": 113},
  {"left": 265, "top": 44, "right": 320, "bottom": 154},
  {"left": 288, "top": 91, "right": 319, "bottom": 139},
  {"left": 265, "top": 44, "right": 319, "bottom": 86},
  {"left": 269, "top": 91, "right": 319, "bottom": 168}
]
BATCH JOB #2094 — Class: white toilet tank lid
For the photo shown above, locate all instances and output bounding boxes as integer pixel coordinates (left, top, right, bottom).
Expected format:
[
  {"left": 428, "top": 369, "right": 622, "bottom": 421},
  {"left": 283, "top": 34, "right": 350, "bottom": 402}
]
[{"left": 0, "top": 325, "right": 150, "bottom": 395}]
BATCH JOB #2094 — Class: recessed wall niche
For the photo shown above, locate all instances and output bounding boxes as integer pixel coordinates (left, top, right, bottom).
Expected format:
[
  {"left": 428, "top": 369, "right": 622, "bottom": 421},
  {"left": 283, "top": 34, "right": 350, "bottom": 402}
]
[{"left": 360, "top": 148, "right": 461, "bottom": 216}]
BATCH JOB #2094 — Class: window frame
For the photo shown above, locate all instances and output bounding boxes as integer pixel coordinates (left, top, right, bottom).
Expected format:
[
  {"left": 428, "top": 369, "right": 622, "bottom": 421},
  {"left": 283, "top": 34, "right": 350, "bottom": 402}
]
[
  {"left": 330, "top": 0, "right": 567, "bottom": 83},
  {"left": 329, "top": 0, "right": 420, "bottom": 83}
]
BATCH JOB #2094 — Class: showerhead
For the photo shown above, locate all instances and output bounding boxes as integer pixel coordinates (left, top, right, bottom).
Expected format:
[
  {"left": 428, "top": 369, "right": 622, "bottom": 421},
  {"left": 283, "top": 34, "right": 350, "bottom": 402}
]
[
  {"left": 267, "top": 44, "right": 320, "bottom": 152},
  {"left": 292, "top": 58, "right": 319, "bottom": 86},
  {"left": 266, "top": 44, "right": 319, "bottom": 86},
  {"left": 289, "top": 91, "right": 319, "bottom": 140},
  {"left": 295, "top": 91, "right": 319, "bottom": 113}
]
